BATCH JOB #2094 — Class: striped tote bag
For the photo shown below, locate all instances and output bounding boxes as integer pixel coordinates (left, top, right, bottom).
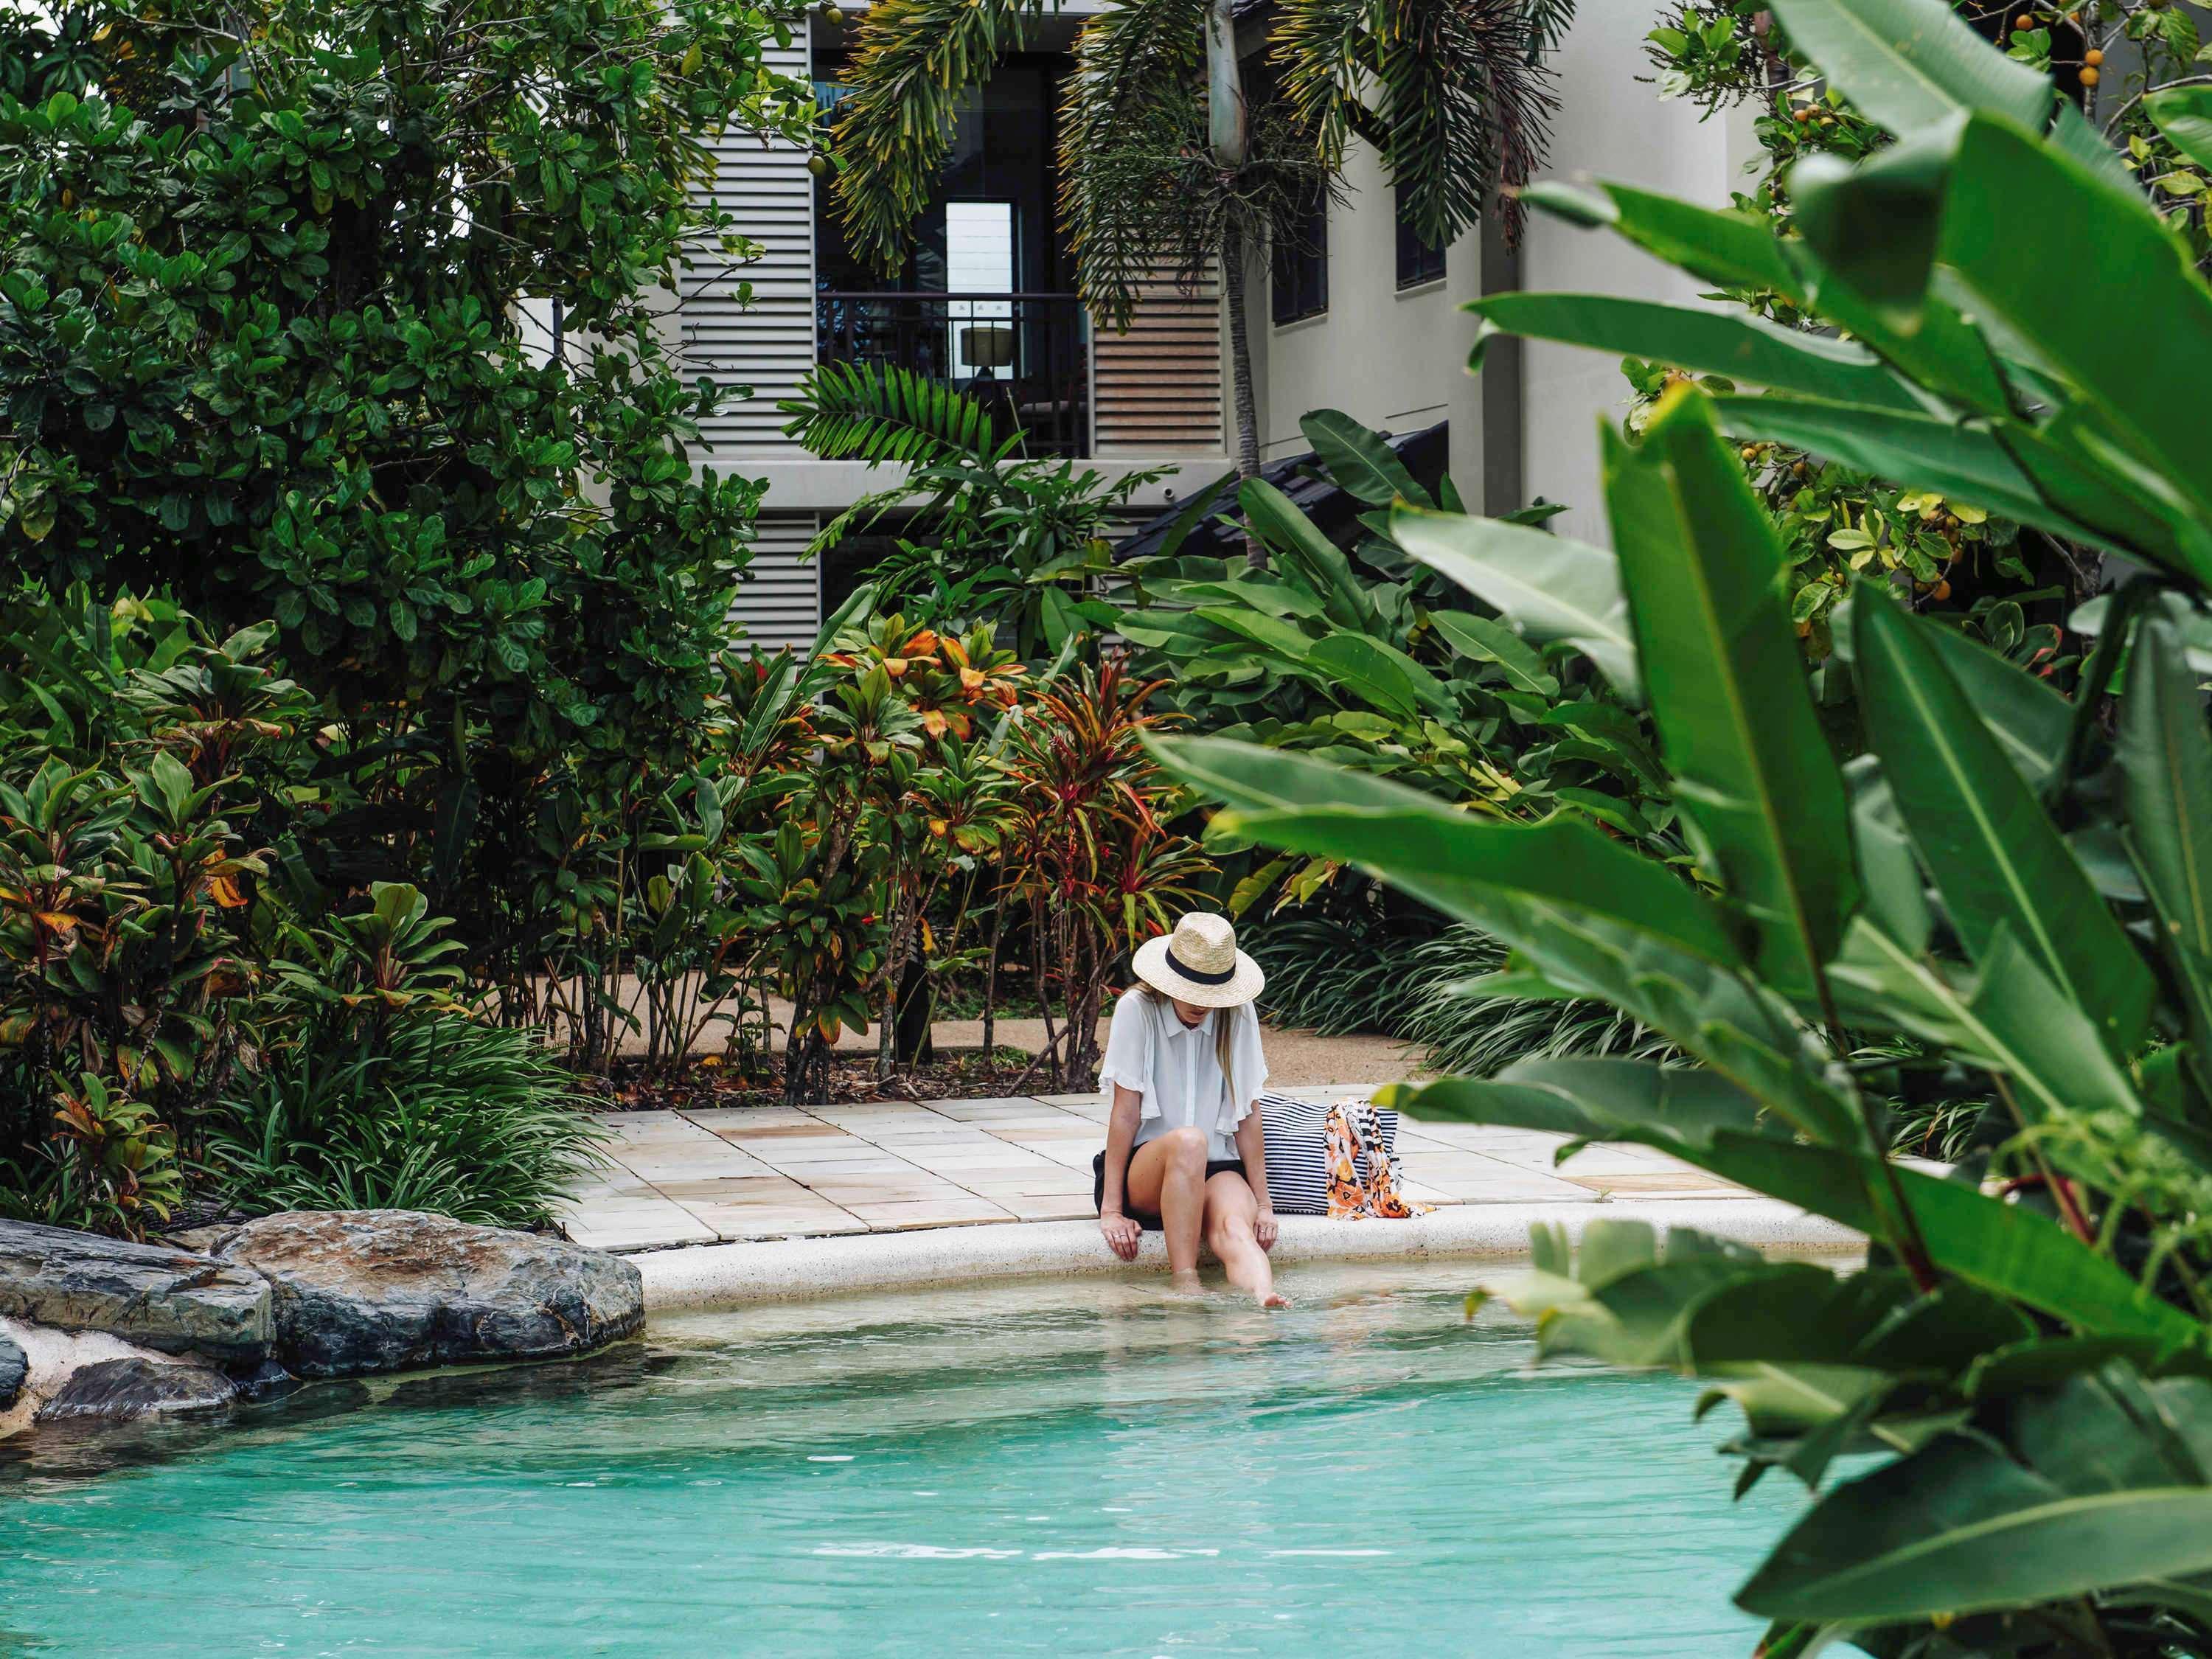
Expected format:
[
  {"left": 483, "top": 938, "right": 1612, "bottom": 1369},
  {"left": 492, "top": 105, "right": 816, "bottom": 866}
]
[{"left": 1257, "top": 1092, "right": 1402, "bottom": 1217}]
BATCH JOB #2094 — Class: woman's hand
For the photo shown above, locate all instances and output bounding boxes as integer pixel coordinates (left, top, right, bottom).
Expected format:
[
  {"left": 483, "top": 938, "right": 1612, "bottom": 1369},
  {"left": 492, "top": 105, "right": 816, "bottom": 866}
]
[
  {"left": 1099, "top": 1211, "right": 1142, "bottom": 1261},
  {"left": 1254, "top": 1209, "right": 1279, "bottom": 1252}
]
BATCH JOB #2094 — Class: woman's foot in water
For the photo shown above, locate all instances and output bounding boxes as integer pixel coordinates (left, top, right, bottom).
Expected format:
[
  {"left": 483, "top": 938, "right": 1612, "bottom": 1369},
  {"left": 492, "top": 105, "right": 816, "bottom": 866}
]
[{"left": 1256, "top": 1288, "right": 1291, "bottom": 1310}]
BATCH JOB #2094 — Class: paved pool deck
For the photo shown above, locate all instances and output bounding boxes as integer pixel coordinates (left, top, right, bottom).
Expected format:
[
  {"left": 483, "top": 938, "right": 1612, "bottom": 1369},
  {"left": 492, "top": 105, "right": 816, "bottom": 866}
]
[{"left": 559, "top": 1083, "right": 1773, "bottom": 1253}]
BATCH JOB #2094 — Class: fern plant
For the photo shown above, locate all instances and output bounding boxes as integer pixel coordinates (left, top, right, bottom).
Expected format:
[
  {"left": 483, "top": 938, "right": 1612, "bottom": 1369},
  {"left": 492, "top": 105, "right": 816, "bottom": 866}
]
[
  {"left": 780, "top": 362, "right": 1164, "bottom": 656},
  {"left": 780, "top": 360, "right": 1010, "bottom": 467}
]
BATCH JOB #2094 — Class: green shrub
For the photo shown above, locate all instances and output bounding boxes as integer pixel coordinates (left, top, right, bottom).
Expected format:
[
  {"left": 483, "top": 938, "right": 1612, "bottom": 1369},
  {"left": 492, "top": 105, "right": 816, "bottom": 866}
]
[
  {"left": 1401, "top": 926, "right": 1670, "bottom": 1077},
  {"left": 206, "top": 885, "right": 605, "bottom": 1229},
  {"left": 1244, "top": 906, "right": 1439, "bottom": 1037},
  {"left": 0, "top": 591, "right": 310, "bottom": 1234},
  {"left": 208, "top": 1014, "right": 602, "bottom": 1229}
]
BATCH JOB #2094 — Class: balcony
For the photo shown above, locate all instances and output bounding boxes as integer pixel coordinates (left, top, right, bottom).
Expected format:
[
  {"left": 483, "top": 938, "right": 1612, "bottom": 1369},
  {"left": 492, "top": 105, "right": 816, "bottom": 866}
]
[{"left": 815, "top": 291, "right": 1091, "bottom": 459}]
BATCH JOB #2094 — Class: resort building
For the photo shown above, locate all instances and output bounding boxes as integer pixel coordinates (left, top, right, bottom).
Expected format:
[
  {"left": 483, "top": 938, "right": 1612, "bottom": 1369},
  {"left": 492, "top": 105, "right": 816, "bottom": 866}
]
[{"left": 681, "top": 0, "right": 1759, "bottom": 650}]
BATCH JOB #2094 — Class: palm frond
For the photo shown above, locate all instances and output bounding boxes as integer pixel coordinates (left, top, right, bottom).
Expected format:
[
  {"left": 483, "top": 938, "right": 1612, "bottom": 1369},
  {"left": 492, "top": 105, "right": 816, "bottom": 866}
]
[
  {"left": 1057, "top": 0, "right": 1210, "bottom": 328},
  {"left": 829, "top": 0, "right": 1051, "bottom": 274},
  {"left": 1271, "top": 0, "right": 1564, "bottom": 246},
  {"left": 780, "top": 360, "right": 1000, "bottom": 465}
]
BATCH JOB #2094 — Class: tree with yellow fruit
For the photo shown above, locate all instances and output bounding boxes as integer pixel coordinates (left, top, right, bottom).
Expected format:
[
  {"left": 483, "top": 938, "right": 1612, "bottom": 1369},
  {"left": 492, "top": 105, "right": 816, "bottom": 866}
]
[{"left": 1634, "top": 0, "right": 2211, "bottom": 669}]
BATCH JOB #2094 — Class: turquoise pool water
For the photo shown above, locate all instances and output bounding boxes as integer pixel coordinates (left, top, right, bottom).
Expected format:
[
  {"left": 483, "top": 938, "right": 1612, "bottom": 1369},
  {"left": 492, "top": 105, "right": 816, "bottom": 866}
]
[{"left": 1, "top": 1261, "right": 1798, "bottom": 1658}]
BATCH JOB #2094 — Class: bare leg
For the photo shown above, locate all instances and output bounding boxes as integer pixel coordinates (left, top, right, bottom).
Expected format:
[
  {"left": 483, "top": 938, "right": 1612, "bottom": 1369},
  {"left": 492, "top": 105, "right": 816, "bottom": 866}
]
[
  {"left": 1204, "top": 1172, "right": 1289, "bottom": 1308},
  {"left": 1124, "top": 1127, "right": 1211, "bottom": 1282}
]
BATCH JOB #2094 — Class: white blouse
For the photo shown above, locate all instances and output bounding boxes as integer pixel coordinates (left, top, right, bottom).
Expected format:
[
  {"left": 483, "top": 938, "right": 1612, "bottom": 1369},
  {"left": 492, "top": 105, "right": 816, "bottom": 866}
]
[{"left": 1098, "top": 987, "right": 1268, "bottom": 1160}]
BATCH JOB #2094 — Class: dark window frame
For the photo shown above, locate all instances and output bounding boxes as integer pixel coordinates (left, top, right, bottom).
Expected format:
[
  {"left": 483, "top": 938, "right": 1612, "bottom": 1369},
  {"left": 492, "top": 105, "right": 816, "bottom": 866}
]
[
  {"left": 1394, "top": 188, "right": 1446, "bottom": 290},
  {"left": 1270, "top": 186, "right": 1329, "bottom": 326}
]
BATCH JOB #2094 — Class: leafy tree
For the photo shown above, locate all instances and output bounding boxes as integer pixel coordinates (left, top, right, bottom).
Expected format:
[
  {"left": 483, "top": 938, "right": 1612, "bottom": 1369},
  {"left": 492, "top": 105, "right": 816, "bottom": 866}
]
[
  {"left": 1157, "top": 0, "right": 2212, "bottom": 1646},
  {"left": 0, "top": 0, "right": 813, "bottom": 925},
  {"left": 1627, "top": 0, "right": 2209, "bottom": 655},
  {"left": 824, "top": 0, "right": 1569, "bottom": 528}
]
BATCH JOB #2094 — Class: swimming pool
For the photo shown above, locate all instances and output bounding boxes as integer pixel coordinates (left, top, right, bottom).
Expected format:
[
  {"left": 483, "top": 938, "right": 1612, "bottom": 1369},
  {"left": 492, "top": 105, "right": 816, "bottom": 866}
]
[{"left": 1, "top": 1260, "right": 1798, "bottom": 1657}]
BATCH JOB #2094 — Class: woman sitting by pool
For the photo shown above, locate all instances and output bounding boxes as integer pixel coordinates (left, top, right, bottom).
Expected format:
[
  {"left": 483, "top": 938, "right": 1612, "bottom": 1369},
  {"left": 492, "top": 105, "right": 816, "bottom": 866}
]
[{"left": 1093, "top": 912, "right": 1289, "bottom": 1307}]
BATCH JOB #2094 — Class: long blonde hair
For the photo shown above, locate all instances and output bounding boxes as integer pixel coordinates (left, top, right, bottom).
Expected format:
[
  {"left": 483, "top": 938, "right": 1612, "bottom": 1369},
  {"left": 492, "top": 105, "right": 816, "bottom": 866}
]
[{"left": 1139, "top": 984, "right": 1242, "bottom": 1108}]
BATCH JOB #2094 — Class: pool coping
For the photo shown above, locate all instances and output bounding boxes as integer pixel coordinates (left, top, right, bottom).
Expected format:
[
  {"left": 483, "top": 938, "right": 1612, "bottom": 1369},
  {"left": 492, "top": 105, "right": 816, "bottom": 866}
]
[{"left": 637, "top": 1198, "right": 1863, "bottom": 1311}]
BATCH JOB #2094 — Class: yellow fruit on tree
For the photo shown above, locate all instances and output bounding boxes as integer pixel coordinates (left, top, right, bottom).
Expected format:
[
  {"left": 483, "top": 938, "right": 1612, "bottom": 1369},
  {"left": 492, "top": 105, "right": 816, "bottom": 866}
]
[{"left": 2079, "top": 64, "right": 2100, "bottom": 85}]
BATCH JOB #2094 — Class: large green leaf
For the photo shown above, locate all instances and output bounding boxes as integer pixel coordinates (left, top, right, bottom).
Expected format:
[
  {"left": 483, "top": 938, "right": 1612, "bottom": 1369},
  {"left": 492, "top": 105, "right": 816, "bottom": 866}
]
[
  {"left": 2147, "top": 85, "right": 2212, "bottom": 175},
  {"left": 1418, "top": 1066, "right": 2199, "bottom": 1342},
  {"left": 1402, "top": 1060, "right": 1785, "bottom": 1150},
  {"left": 1515, "top": 178, "right": 2010, "bottom": 414},
  {"left": 1601, "top": 393, "right": 1857, "bottom": 995},
  {"left": 1467, "top": 293, "right": 1924, "bottom": 411},
  {"left": 1307, "top": 631, "right": 1453, "bottom": 719},
  {"left": 1708, "top": 394, "right": 2138, "bottom": 559},
  {"left": 1519, "top": 181, "right": 1800, "bottom": 296},
  {"left": 1798, "top": 113, "right": 2212, "bottom": 538},
  {"left": 1404, "top": 1049, "right": 1861, "bottom": 1153},
  {"left": 1428, "top": 609, "right": 1559, "bottom": 696},
  {"left": 1300, "top": 409, "right": 1431, "bottom": 509},
  {"left": 1192, "top": 606, "right": 1316, "bottom": 664},
  {"left": 1764, "top": 0, "right": 2052, "bottom": 139},
  {"left": 1743, "top": 1142, "right": 2202, "bottom": 1344},
  {"left": 1152, "top": 734, "right": 1747, "bottom": 968},
  {"left": 2121, "top": 615, "right": 2212, "bottom": 963},
  {"left": 1241, "top": 479, "right": 1372, "bottom": 631},
  {"left": 1388, "top": 505, "right": 1641, "bottom": 698},
  {"left": 1831, "top": 920, "right": 2144, "bottom": 1130},
  {"left": 1739, "top": 1394, "right": 2212, "bottom": 1621},
  {"left": 1111, "top": 608, "right": 1244, "bottom": 652},
  {"left": 1849, "top": 583, "right": 2154, "bottom": 1054},
  {"left": 1935, "top": 117, "right": 2212, "bottom": 524},
  {"left": 1830, "top": 597, "right": 2072, "bottom": 790}
]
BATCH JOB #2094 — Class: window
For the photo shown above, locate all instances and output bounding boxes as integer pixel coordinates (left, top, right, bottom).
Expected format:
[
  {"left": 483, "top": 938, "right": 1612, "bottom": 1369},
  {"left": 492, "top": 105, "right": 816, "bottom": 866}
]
[
  {"left": 1271, "top": 185, "right": 1329, "bottom": 325},
  {"left": 1395, "top": 188, "right": 1445, "bottom": 289}
]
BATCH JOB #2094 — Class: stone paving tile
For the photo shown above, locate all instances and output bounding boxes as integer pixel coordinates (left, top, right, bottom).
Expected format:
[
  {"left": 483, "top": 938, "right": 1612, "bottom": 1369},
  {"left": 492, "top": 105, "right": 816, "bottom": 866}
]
[
  {"left": 962, "top": 1172, "right": 1097, "bottom": 1198},
  {"left": 1414, "top": 1169, "right": 1601, "bottom": 1203},
  {"left": 678, "top": 1106, "right": 819, "bottom": 1130},
  {"left": 987, "top": 1192, "right": 1100, "bottom": 1222},
  {"left": 557, "top": 1198, "right": 715, "bottom": 1251},
  {"left": 695, "top": 1209, "right": 873, "bottom": 1241},
  {"left": 564, "top": 1083, "right": 1755, "bottom": 1249},
  {"left": 1562, "top": 1171, "right": 1754, "bottom": 1197},
  {"left": 762, "top": 1155, "right": 917, "bottom": 1178},
  {"left": 616, "top": 1144, "right": 779, "bottom": 1183},
  {"left": 847, "top": 1196, "right": 1019, "bottom": 1231}
]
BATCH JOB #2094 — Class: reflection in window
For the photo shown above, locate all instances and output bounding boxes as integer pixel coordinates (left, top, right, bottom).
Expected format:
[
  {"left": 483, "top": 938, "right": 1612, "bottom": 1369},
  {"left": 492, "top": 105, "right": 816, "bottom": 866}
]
[
  {"left": 1395, "top": 188, "right": 1445, "bottom": 289},
  {"left": 1271, "top": 185, "right": 1329, "bottom": 325}
]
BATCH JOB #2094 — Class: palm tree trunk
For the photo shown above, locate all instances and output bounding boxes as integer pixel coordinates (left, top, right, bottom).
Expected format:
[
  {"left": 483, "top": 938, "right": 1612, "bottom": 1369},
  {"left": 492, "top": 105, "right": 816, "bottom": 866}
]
[
  {"left": 1203, "top": 0, "right": 1262, "bottom": 566},
  {"left": 1221, "top": 231, "right": 1264, "bottom": 566}
]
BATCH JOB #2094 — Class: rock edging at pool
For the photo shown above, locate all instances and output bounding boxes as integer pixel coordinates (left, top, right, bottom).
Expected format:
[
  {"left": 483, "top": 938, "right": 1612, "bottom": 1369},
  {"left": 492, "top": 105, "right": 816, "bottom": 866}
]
[
  {"left": 0, "top": 1211, "right": 641, "bottom": 1438},
  {"left": 206, "top": 1210, "right": 645, "bottom": 1379},
  {"left": 0, "top": 1217, "right": 273, "bottom": 1362}
]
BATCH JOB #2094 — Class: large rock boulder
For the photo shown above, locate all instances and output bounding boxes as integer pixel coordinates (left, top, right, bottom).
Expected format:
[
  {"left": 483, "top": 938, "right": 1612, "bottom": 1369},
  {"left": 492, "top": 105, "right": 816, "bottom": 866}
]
[
  {"left": 34, "top": 1356, "right": 236, "bottom": 1425},
  {"left": 210, "top": 1211, "right": 643, "bottom": 1378},
  {"left": 0, "top": 1219, "right": 271, "bottom": 1363},
  {"left": 0, "top": 1331, "right": 24, "bottom": 1411}
]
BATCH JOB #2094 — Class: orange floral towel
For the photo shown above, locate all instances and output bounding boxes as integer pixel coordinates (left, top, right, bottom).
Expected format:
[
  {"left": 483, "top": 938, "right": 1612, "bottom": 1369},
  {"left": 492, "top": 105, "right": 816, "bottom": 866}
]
[{"left": 1324, "top": 1100, "right": 1431, "bottom": 1219}]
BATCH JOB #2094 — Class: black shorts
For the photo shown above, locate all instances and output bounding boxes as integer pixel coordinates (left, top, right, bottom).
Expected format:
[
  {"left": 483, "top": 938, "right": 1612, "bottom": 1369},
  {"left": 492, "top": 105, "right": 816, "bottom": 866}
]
[{"left": 1093, "top": 1148, "right": 1248, "bottom": 1231}]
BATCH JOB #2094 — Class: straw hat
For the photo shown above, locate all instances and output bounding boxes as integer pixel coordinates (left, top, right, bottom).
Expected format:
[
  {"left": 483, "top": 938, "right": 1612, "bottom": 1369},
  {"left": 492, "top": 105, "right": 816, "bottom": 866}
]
[{"left": 1131, "top": 912, "right": 1265, "bottom": 1009}]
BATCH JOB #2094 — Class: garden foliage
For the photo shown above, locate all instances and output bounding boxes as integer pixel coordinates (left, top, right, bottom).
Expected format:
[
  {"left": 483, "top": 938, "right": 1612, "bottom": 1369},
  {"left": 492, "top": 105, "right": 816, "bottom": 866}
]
[
  {"left": 0, "top": 0, "right": 826, "bottom": 1047},
  {"left": 1158, "top": 0, "right": 2212, "bottom": 1646}
]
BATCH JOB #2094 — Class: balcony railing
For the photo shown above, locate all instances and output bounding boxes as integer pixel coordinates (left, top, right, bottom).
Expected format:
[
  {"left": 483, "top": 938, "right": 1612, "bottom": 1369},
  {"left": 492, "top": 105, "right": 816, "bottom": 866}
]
[{"left": 815, "top": 291, "right": 1091, "bottom": 459}]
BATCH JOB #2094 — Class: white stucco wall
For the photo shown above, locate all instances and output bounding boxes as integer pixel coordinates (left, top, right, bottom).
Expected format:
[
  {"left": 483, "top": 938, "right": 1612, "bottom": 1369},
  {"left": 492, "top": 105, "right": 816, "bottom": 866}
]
[
  {"left": 1248, "top": 0, "right": 1758, "bottom": 540},
  {"left": 1520, "top": 0, "right": 1761, "bottom": 543},
  {"left": 1255, "top": 139, "right": 1485, "bottom": 478}
]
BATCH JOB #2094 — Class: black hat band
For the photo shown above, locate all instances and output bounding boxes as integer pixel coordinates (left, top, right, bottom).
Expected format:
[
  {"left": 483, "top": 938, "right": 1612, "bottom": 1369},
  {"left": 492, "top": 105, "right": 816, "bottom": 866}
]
[{"left": 1164, "top": 945, "right": 1236, "bottom": 985}]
